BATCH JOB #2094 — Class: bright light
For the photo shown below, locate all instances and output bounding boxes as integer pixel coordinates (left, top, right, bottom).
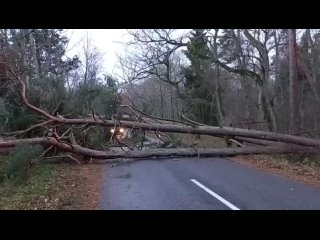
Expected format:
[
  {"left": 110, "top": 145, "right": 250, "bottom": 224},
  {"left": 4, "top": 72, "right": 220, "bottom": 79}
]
[
  {"left": 110, "top": 129, "right": 115, "bottom": 133},
  {"left": 119, "top": 128, "right": 124, "bottom": 133}
]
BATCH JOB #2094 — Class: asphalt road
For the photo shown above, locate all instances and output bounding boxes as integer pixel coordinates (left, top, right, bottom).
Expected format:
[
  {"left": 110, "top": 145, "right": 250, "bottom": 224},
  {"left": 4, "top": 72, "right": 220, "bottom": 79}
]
[{"left": 98, "top": 157, "right": 320, "bottom": 210}]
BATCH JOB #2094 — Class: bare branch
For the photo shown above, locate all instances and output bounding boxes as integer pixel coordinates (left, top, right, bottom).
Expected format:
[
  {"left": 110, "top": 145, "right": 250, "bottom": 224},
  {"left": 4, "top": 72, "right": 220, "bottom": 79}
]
[{"left": 180, "top": 114, "right": 206, "bottom": 127}]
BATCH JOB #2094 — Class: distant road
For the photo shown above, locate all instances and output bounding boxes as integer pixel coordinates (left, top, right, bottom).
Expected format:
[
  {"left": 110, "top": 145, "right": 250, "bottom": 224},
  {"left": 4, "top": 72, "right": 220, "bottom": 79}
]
[{"left": 99, "top": 157, "right": 320, "bottom": 210}]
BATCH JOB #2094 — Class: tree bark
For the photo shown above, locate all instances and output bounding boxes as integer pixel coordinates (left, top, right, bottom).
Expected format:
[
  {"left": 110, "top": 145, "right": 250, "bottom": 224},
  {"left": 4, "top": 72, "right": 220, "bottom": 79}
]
[
  {"left": 5, "top": 116, "right": 320, "bottom": 148},
  {"left": 235, "top": 29, "right": 252, "bottom": 127},
  {"left": 305, "top": 29, "right": 319, "bottom": 102},
  {"left": 213, "top": 30, "right": 224, "bottom": 126},
  {"left": 215, "top": 65, "right": 224, "bottom": 126},
  {"left": 3, "top": 73, "right": 320, "bottom": 149},
  {"left": 170, "top": 87, "right": 174, "bottom": 119},
  {"left": 4, "top": 66, "right": 320, "bottom": 155},
  {"left": 1, "top": 137, "right": 319, "bottom": 161},
  {"left": 159, "top": 82, "right": 164, "bottom": 118},
  {"left": 29, "top": 29, "right": 40, "bottom": 79},
  {"left": 288, "top": 29, "right": 301, "bottom": 135},
  {"left": 242, "top": 30, "right": 277, "bottom": 132},
  {"left": 235, "top": 136, "right": 301, "bottom": 147}
]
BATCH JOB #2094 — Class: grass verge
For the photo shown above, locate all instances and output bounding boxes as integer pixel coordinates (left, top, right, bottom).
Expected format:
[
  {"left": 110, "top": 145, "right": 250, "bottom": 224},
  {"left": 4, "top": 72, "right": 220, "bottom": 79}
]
[
  {"left": 230, "top": 154, "right": 320, "bottom": 188},
  {"left": 0, "top": 156, "right": 102, "bottom": 210}
]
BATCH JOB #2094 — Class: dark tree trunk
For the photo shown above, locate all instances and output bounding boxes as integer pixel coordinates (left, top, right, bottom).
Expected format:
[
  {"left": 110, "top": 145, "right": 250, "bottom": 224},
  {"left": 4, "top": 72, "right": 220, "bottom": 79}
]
[{"left": 288, "top": 29, "right": 301, "bottom": 135}]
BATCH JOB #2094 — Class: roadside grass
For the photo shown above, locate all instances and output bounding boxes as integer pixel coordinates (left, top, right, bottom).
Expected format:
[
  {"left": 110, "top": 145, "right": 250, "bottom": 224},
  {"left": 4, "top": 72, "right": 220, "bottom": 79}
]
[
  {"left": 164, "top": 133, "right": 320, "bottom": 186},
  {"left": 0, "top": 155, "right": 101, "bottom": 210},
  {"left": 234, "top": 154, "right": 320, "bottom": 174},
  {"left": 0, "top": 156, "right": 55, "bottom": 209},
  {"left": 231, "top": 154, "right": 320, "bottom": 187}
]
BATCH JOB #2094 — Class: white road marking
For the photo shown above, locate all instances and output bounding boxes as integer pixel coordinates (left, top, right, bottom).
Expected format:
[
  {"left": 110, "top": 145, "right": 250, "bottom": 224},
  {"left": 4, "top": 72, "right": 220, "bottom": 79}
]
[{"left": 190, "top": 179, "right": 240, "bottom": 210}]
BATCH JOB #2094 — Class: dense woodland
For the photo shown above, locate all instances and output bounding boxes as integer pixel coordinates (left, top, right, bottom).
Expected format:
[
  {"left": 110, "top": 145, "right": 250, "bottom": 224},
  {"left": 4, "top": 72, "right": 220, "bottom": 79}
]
[
  {"left": 119, "top": 29, "right": 320, "bottom": 136},
  {"left": 0, "top": 29, "right": 320, "bottom": 163},
  {"left": 0, "top": 30, "right": 119, "bottom": 134}
]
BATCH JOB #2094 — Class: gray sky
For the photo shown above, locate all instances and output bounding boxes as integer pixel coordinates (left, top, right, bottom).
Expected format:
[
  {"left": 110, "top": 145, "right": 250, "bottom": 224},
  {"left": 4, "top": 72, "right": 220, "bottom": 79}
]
[
  {"left": 64, "top": 29, "right": 191, "bottom": 79},
  {"left": 62, "top": 29, "right": 304, "bottom": 80},
  {"left": 65, "top": 29, "right": 132, "bottom": 75}
]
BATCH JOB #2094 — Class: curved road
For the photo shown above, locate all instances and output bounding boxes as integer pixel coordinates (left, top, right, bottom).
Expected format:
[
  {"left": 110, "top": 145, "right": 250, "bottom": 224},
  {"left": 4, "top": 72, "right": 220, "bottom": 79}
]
[{"left": 98, "top": 157, "right": 320, "bottom": 210}]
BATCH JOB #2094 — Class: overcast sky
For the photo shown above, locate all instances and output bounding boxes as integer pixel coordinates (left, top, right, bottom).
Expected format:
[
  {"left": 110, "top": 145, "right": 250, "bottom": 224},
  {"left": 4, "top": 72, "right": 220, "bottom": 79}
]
[
  {"left": 65, "top": 29, "right": 133, "bottom": 75},
  {"left": 64, "top": 29, "right": 191, "bottom": 78}
]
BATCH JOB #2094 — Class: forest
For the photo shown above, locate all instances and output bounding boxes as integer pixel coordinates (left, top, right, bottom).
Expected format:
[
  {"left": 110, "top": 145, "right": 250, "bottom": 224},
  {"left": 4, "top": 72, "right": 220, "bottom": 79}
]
[{"left": 1, "top": 29, "right": 320, "bottom": 166}]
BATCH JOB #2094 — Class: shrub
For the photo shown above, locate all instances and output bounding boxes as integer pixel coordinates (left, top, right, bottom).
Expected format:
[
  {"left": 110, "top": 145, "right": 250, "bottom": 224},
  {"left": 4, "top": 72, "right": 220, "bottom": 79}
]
[
  {"left": 86, "top": 129, "right": 108, "bottom": 148},
  {"left": 5, "top": 144, "right": 44, "bottom": 184}
]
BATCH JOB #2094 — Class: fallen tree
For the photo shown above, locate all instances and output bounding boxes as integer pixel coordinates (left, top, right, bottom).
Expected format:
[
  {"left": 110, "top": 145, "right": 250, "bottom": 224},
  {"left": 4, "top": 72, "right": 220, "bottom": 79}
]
[
  {"left": 1, "top": 137, "right": 319, "bottom": 163},
  {"left": 6, "top": 117, "right": 320, "bottom": 148},
  {"left": 3, "top": 67, "right": 320, "bottom": 148},
  {"left": 234, "top": 136, "right": 302, "bottom": 147},
  {"left": 1, "top": 64, "right": 320, "bottom": 163}
]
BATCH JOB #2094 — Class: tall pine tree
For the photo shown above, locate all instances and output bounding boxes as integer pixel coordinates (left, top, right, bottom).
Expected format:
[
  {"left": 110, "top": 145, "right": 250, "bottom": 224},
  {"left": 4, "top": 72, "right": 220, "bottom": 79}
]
[{"left": 183, "top": 29, "right": 218, "bottom": 125}]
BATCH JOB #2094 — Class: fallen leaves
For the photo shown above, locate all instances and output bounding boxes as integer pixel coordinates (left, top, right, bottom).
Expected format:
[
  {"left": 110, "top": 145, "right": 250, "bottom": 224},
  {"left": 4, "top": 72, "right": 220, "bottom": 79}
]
[
  {"left": 230, "top": 155, "right": 320, "bottom": 188},
  {"left": 0, "top": 163, "right": 102, "bottom": 210}
]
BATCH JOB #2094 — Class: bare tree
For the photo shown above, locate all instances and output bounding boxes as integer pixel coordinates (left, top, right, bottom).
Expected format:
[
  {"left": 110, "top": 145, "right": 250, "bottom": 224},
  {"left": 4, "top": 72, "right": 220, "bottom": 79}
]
[
  {"left": 3, "top": 28, "right": 320, "bottom": 164},
  {"left": 288, "top": 29, "right": 301, "bottom": 135},
  {"left": 81, "top": 33, "right": 104, "bottom": 86},
  {"left": 207, "top": 29, "right": 278, "bottom": 131}
]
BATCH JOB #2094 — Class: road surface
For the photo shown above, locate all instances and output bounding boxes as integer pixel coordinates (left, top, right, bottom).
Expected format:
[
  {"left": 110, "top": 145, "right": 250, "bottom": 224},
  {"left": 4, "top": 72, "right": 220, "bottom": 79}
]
[{"left": 98, "top": 157, "right": 320, "bottom": 210}]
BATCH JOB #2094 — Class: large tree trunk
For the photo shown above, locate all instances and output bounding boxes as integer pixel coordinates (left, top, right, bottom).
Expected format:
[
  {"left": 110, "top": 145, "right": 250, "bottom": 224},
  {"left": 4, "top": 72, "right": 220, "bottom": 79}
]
[
  {"left": 170, "top": 87, "right": 175, "bottom": 119},
  {"left": 213, "top": 30, "right": 224, "bottom": 126},
  {"left": 5, "top": 73, "right": 320, "bottom": 149},
  {"left": 3, "top": 69, "right": 320, "bottom": 162},
  {"left": 235, "top": 29, "right": 252, "bottom": 128},
  {"left": 159, "top": 82, "right": 164, "bottom": 118},
  {"left": 242, "top": 29, "right": 277, "bottom": 132},
  {"left": 29, "top": 29, "right": 40, "bottom": 79},
  {"left": 7, "top": 116, "right": 320, "bottom": 148},
  {"left": 1, "top": 137, "right": 319, "bottom": 161},
  {"left": 215, "top": 65, "right": 224, "bottom": 126},
  {"left": 258, "top": 84, "right": 277, "bottom": 131},
  {"left": 10, "top": 29, "right": 30, "bottom": 91},
  {"left": 304, "top": 29, "right": 320, "bottom": 102},
  {"left": 235, "top": 136, "right": 301, "bottom": 147},
  {"left": 274, "top": 30, "right": 284, "bottom": 102},
  {"left": 288, "top": 29, "right": 301, "bottom": 135}
]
